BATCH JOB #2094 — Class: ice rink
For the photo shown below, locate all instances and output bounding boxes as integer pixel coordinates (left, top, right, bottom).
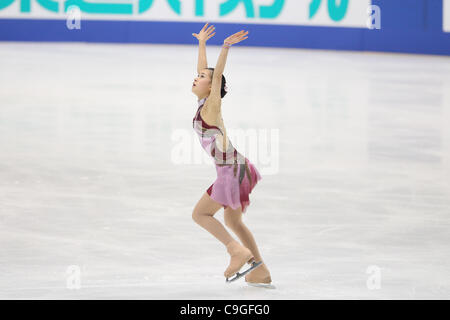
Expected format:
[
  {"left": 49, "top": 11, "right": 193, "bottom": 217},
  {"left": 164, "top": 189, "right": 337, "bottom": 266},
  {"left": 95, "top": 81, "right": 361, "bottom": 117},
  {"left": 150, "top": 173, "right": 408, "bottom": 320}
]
[{"left": 1, "top": 42, "right": 449, "bottom": 299}]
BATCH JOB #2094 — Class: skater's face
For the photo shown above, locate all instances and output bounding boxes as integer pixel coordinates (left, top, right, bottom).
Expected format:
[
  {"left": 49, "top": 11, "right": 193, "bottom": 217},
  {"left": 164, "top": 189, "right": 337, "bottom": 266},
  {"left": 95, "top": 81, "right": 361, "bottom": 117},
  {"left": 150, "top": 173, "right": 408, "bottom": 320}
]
[{"left": 192, "top": 69, "right": 212, "bottom": 97}]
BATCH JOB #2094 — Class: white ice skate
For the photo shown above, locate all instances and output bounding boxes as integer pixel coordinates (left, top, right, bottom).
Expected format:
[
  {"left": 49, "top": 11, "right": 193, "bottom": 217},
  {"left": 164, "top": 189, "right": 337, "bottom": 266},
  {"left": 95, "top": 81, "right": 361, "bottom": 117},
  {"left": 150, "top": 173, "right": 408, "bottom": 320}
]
[
  {"left": 244, "top": 261, "right": 276, "bottom": 289},
  {"left": 224, "top": 240, "right": 262, "bottom": 283}
]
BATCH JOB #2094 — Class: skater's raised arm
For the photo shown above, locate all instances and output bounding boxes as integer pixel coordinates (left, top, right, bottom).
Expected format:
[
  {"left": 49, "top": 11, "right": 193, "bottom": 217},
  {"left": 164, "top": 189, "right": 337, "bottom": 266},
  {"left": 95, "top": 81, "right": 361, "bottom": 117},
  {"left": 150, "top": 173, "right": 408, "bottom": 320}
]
[
  {"left": 208, "top": 30, "right": 249, "bottom": 113},
  {"left": 192, "top": 22, "right": 216, "bottom": 75}
]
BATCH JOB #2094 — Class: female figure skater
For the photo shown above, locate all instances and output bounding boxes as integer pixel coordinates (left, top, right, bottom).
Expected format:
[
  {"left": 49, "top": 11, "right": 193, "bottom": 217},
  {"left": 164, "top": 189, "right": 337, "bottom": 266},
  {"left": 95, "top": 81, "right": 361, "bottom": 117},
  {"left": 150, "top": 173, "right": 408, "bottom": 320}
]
[{"left": 191, "top": 23, "right": 272, "bottom": 287}]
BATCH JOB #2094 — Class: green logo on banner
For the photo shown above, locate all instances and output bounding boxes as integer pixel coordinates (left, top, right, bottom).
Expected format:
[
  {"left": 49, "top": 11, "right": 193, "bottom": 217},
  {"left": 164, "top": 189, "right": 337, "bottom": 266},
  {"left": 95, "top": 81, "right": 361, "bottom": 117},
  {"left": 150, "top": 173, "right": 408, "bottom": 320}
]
[
  {"left": 0, "top": 0, "right": 286, "bottom": 17},
  {"left": 309, "top": 0, "right": 349, "bottom": 21},
  {"left": 0, "top": 0, "right": 349, "bottom": 20}
]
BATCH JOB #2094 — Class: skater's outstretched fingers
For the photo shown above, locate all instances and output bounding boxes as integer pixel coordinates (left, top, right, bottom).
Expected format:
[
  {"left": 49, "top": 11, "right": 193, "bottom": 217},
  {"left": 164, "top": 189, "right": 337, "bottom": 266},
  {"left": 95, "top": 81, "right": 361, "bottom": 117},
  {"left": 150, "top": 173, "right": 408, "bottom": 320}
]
[
  {"left": 223, "top": 30, "right": 249, "bottom": 45},
  {"left": 192, "top": 22, "right": 216, "bottom": 42}
]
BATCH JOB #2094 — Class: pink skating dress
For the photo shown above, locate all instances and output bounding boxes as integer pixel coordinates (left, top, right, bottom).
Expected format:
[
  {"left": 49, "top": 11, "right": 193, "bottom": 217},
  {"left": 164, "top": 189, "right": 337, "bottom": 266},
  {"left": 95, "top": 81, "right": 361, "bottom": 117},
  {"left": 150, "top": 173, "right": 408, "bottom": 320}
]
[{"left": 192, "top": 97, "right": 262, "bottom": 213}]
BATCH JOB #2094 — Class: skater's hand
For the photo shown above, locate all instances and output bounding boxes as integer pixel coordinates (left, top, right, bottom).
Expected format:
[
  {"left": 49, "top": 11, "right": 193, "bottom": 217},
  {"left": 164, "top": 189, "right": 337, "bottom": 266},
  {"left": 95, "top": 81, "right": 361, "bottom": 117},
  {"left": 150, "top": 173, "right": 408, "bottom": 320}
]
[
  {"left": 192, "top": 22, "right": 216, "bottom": 43},
  {"left": 223, "top": 30, "right": 249, "bottom": 45}
]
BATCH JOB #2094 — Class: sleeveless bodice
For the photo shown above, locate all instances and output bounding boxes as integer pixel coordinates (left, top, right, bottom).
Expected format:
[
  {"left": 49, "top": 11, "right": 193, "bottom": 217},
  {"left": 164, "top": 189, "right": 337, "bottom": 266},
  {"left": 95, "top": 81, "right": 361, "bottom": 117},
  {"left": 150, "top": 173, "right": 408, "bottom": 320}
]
[{"left": 192, "top": 97, "right": 245, "bottom": 172}]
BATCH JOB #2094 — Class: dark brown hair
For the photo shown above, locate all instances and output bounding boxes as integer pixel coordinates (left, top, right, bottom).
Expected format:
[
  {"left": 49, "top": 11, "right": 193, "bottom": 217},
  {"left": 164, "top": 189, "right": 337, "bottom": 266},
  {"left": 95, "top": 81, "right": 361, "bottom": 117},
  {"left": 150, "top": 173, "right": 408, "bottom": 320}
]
[{"left": 206, "top": 67, "right": 227, "bottom": 99}]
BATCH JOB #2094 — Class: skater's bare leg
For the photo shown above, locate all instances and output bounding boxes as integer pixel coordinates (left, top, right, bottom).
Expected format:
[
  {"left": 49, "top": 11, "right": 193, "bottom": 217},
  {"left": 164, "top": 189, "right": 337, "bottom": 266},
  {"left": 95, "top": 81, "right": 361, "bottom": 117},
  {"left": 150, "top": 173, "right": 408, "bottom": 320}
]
[
  {"left": 192, "top": 192, "right": 234, "bottom": 246},
  {"left": 224, "top": 207, "right": 272, "bottom": 283},
  {"left": 223, "top": 207, "right": 263, "bottom": 262},
  {"left": 192, "top": 192, "right": 255, "bottom": 278}
]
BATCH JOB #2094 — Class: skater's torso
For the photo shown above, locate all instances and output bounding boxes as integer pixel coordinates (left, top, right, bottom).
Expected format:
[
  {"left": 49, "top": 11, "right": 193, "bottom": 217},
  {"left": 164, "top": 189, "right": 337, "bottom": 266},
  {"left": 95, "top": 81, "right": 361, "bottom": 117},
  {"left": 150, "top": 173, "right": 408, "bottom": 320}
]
[
  {"left": 193, "top": 97, "right": 246, "bottom": 168},
  {"left": 198, "top": 98, "right": 229, "bottom": 151}
]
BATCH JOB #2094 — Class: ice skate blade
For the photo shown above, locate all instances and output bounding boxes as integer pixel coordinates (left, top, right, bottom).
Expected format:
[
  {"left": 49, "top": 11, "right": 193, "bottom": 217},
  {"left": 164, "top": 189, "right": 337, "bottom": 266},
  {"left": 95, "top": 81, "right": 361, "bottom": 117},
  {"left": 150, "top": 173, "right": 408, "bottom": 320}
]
[
  {"left": 225, "top": 261, "right": 263, "bottom": 283},
  {"left": 246, "top": 282, "right": 276, "bottom": 289}
]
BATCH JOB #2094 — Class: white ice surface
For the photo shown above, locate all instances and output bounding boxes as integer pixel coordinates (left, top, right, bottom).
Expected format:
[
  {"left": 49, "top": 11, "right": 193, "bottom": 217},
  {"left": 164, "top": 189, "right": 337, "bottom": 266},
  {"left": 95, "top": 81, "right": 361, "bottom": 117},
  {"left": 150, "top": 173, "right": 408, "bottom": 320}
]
[{"left": 0, "top": 42, "right": 449, "bottom": 299}]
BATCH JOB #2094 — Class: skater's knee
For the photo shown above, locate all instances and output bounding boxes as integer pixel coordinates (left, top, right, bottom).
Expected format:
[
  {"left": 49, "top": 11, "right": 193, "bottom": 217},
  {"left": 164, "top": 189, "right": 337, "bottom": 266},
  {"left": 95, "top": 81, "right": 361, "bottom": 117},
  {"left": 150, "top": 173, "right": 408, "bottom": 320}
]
[
  {"left": 192, "top": 210, "right": 212, "bottom": 223},
  {"left": 224, "top": 218, "right": 244, "bottom": 231},
  {"left": 192, "top": 210, "right": 201, "bottom": 223},
  {"left": 224, "top": 208, "right": 244, "bottom": 230}
]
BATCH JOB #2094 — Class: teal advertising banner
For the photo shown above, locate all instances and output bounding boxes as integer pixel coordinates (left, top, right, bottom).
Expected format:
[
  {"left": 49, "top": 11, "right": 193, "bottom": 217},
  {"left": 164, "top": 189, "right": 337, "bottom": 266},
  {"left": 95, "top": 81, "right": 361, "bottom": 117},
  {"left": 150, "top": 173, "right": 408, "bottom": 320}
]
[
  {"left": 0, "top": 0, "right": 449, "bottom": 55},
  {"left": 0, "top": 0, "right": 370, "bottom": 27}
]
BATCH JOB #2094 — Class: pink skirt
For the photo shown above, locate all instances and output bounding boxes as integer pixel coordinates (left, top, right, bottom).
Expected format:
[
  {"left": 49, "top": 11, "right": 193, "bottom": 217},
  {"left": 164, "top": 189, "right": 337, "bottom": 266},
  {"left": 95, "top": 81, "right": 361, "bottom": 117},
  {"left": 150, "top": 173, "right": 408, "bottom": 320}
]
[{"left": 206, "top": 158, "right": 262, "bottom": 213}]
